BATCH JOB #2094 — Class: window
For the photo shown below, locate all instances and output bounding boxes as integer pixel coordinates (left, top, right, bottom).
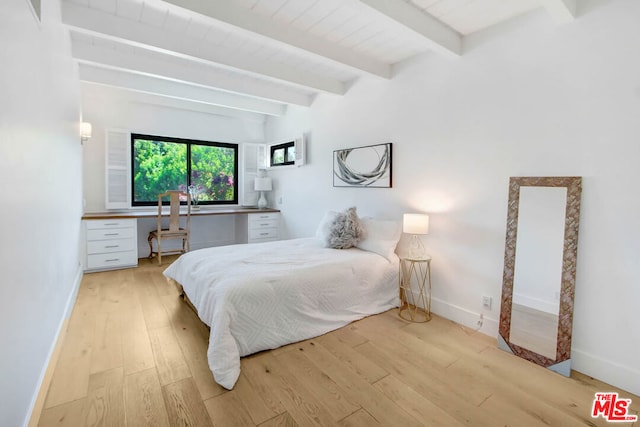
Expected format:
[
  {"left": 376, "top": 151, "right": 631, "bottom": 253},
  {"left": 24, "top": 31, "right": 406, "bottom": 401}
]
[
  {"left": 131, "top": 133, "right": 238, "bottom": 206},
  {"left": 269, "top": 140, "right": 295, "bottom": 167}
]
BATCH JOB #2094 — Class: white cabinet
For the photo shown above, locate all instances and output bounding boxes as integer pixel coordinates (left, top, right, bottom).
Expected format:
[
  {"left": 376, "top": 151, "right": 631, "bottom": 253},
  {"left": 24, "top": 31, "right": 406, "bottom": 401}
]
[
  {"left": 237, "top": 211, "right": 280, "bottom": 243},
  {"left": 83, "top": 219, "right": 138, "bottom": 272}
]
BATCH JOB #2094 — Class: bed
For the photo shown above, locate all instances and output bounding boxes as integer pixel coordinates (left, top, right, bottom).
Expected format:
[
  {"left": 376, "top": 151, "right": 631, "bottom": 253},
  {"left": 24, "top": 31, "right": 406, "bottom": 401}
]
[{"left": 163, "top": 212, "right": 402, "bottom": 389}]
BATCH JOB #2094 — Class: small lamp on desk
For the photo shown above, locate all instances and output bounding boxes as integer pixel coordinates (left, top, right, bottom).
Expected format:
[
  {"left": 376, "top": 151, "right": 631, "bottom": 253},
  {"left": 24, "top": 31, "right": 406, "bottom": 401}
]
[
  {"left": 254, "top": 176, "right": 272, "bottom": 209},
  {"left": 403, "top": 213, "right": 429, "bottom": 259}
]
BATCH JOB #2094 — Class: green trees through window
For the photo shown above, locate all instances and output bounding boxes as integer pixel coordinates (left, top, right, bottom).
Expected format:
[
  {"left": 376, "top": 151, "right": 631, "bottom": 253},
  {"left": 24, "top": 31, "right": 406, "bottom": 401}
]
[{"left": 131, "top": 134, "right": 238, "bottom": 206}]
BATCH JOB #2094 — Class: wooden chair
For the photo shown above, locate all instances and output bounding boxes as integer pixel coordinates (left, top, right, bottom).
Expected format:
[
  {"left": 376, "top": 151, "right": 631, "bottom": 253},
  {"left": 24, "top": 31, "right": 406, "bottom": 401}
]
[{"left": 148, "top": 190, "right": 191, "bottom": 265}]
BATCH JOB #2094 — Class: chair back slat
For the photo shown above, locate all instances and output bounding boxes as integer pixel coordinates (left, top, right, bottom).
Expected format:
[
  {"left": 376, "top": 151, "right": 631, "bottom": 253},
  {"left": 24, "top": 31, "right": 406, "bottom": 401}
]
[
  {"left": 168, "top": 191, "right": 181, "bottom": 232},
  {"left": 156, "top": 190, "right": 191, "bottom": 233}
]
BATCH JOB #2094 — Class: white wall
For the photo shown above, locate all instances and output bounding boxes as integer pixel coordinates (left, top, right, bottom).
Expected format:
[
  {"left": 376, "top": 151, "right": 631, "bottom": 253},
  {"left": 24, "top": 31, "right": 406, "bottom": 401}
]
[
  {"left": 266, "top": 0, "right": 640, "bottom": 395},
  {"left": 0, "top": 1, "right": 82, "bottom": 426},
  {"left": 81, "top": 85, "right": 267, "bottom": 255}
]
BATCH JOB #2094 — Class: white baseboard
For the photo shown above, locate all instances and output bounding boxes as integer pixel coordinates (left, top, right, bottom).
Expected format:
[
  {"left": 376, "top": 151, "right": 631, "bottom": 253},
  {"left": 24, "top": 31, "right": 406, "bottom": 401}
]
[
  {"left": 431, "top": 295, "right": 640, "bottom": 397},
  {"left": 430, "top": 296, "right": 499, "bottom": 338},
  {"left": 25, "top": 265, "right": 83, "bottom": 427},
  {"left": 572, "top": 348, "right": 640, "bottom": 396}
]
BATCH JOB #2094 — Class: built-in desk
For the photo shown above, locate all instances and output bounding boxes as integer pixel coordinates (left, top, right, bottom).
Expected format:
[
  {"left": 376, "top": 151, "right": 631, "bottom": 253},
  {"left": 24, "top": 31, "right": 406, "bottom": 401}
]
[
  {"left": 81, "top": 207, "right": 280, "bottom": 220},
  {"left": 81, "top": 208, "right": 281, "bottom": 272}
]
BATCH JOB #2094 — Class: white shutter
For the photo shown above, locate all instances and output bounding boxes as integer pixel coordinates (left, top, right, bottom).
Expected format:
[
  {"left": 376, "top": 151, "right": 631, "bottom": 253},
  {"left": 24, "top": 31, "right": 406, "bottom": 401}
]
[
  {"left": 294, "top": 135, "right": 305, "bottom": 166},
  {"left": 105, "top": 129, "right": 131, "bottom": 209},
  {"left": 240, "top": 143, "right": 266, "bottom": 207}
]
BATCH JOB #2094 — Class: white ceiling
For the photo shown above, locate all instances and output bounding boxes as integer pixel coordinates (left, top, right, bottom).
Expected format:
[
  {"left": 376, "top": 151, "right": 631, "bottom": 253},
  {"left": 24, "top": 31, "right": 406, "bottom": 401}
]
[{"left": 64, "top": 0, "right": 579, "bottom": 117}]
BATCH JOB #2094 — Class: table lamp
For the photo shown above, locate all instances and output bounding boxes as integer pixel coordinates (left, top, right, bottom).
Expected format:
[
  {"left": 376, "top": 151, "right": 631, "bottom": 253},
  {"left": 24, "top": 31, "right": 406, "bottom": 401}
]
[
  {"left": 254, "top": 177, "right": 272, "bottom": 209},
  {"left": 403, "top": 213, "right": 429, "bottom": 259}
]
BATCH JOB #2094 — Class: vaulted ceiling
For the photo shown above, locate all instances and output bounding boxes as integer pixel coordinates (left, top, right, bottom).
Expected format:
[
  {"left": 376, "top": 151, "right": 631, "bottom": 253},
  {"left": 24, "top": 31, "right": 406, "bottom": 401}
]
[{"left": 65, "top": 0, "right": 578, "bottom": 117}]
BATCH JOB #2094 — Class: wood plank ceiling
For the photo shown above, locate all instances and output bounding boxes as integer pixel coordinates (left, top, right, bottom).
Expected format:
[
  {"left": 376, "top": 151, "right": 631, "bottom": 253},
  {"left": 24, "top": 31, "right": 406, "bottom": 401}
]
[{"left": 64, "top": 0, "right": 578, "bottom": 117}]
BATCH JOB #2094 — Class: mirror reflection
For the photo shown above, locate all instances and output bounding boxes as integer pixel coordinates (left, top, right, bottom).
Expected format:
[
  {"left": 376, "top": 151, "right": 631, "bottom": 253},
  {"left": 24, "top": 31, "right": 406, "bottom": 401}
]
[
  {"left": 510, "top": 186, "right": 566, "bottom": 359},
  {"left": 498, "top": 177, "right": 581, "bottom": 376}
]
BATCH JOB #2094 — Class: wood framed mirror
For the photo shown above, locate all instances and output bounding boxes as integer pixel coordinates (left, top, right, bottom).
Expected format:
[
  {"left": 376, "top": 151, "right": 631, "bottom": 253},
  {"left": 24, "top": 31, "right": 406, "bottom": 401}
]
[{"left": 498, "top": 176, "right": 582, "bottom": 376}]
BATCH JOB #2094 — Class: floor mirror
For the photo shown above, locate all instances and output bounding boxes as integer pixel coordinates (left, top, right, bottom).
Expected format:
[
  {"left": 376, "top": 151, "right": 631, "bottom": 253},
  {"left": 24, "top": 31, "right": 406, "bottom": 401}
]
[{"left": 498, "top": 176, "right": 582, "bottom": 376}]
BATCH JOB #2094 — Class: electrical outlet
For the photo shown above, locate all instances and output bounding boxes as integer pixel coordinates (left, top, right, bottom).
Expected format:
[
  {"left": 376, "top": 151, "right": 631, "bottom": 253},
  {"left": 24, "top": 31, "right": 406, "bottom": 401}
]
[{"left": 482, "top": 296, "right": 492, "bottom": 310}]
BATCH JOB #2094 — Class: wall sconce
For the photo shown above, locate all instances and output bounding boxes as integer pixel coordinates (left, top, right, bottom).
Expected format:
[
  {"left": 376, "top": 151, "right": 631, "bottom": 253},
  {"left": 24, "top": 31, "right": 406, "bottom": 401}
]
[
  {"left": 80, "top": 122, "right": 92, "bottom": 143},
  {"left": 403, "top": 213, "right": 429, "bottom": 259}
]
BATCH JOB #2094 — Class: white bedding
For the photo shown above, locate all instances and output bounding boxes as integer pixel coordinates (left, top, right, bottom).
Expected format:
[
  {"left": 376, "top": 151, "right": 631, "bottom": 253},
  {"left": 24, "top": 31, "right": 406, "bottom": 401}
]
[{"left": 163, "top": 237, "right": 399, "bottom": 389}]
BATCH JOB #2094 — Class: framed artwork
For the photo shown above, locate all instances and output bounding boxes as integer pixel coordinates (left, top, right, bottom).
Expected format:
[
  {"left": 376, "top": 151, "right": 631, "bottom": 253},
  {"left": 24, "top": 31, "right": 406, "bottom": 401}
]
[{"left": 333, "top": 143, "right": 392, "bottom": 188}]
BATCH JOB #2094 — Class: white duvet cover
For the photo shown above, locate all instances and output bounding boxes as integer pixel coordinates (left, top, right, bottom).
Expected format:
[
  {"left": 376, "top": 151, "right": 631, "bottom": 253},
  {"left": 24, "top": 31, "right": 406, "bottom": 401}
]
[{"left": 163, "top": 237, "right": 399, "bottom": 389}]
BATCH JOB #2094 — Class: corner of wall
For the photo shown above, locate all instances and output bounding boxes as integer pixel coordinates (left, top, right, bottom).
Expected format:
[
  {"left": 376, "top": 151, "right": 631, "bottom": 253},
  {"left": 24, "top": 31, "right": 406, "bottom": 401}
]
[{"left": 25, "top": 265, "right": 83, "bottom": 427}]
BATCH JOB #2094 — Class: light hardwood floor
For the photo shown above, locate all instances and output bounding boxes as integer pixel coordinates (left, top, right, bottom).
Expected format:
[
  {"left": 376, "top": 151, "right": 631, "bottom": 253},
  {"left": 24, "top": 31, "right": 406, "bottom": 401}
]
[{"left": 37, "top": 257, "right": 638, "bottom": 426}]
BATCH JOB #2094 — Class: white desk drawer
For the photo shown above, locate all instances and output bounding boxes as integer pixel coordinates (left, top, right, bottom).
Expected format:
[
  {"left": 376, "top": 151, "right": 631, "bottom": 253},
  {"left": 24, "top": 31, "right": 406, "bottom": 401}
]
[
  {"left": 86, "top": 219, "right": 135, "bottom": 230},
  {"left": 248, "top": 227, "right": 278, "bottom": 241},
  {"left": 87, "top": 251, "right": 137, "bottom": 270},
  {"left": 87, "top": 238, "right": 136, "bottom": 254},
  {"left": 248, "top": 219, "right": 279, "bottom": 230},
  {"left": 249, "top": 212, "right": 279, "bottom": 222},
  {"left": 87, "top": 227, "right": 135, "bottom": 241}
]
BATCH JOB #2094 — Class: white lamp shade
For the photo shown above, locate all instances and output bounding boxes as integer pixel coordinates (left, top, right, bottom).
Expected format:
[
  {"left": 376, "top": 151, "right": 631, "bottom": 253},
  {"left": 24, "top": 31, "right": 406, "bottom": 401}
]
[
  {"left": 80, "top": 122, "right": 92, "bottom": 139},
  {"left": 403, "top": 213, "right": 429, "bottom": 235},
  {"left": 254, "top": 177, "right": 272, "bottom": 192}
]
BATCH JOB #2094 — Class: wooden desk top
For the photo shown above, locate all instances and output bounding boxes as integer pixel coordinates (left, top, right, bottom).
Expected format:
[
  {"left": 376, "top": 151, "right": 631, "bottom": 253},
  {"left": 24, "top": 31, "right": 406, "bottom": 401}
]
[{"left": 82, "top": 207, "right": 280, "bottom": 220}]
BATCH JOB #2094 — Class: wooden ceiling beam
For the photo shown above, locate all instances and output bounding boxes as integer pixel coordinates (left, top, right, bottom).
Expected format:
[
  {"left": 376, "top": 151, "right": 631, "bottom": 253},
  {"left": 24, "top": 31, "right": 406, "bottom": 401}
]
[
  {"left": 78, "top": 64, "right": 287, "bottom": 116},
  {"left": 62, "top": 1, "right": 345, "bottom": 95},
  {"left": 162, "top": 0, "right": 392, "bottom": 79},
  {"left": 355, "top": 0, "right": 462, "bottom": 58},
  {"left": 71, "top": 39, "right": 314, "bottom": 107}
]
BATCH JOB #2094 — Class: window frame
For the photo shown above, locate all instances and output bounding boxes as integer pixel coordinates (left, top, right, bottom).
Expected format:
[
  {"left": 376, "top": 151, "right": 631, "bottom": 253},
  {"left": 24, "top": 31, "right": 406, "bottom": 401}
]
[
  {"left": 269, "top": 140, "right": 296, "bottom": 167},
  {"left": 130, "top": 133, "right": 239, "bottom": 207}
]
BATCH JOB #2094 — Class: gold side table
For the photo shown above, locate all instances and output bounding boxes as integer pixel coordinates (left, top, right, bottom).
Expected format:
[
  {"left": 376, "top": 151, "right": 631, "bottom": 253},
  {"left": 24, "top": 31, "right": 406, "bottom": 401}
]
[{"left": 398, "top": 256, "right": 432, "bottom": 322}]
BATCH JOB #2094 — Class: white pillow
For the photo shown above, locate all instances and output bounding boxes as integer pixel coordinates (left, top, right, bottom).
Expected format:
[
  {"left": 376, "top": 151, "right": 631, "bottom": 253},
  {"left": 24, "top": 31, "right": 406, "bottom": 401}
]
[
  {"left": 357, "top": 217, "right": 402, "bottom": 261},
  {"left": 315, "top": 210, "right": 339, "bottom": 242}
]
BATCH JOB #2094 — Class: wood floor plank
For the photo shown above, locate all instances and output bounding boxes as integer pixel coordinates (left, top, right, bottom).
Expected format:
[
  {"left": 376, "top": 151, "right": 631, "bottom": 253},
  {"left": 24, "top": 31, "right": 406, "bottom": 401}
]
[
  {"left": 323, "top": 324, "right": 369, "bottom": 348},
  {"left": 403, "top": 314, "right": 493, "bottom": 355},
  {"left": 162, "top": 377, "right": 213, "bottom": 427},
  {"left": 232, "top": 371, "right": 285, "bottom": 425},
  {"left": 315, "top": 332, "right": 388, "bottom": 384},
  {"left": 352, "top": 324, "right": 495, "bottom": 411},
  {"left": 239, "top": 353, "right": 287, "bottom": 417},
  {"left": 337, "top": 408, "right": 381, "bottom": 427},
  {"left": 374, "top": 375, "right": 465, "bottom": 426},
  {"left": 258, "top": 412, "right": 299, "bottom": 427},
  {"left": 124, "top": 368, "right": 170, "bottom": 427},
  {"left": 118, "top": 306, "right": 156, "bottom": 375},
  {"left": 275, "top": 349, "right": 361, "bottom": 422},
  {"left": 38, "top": 398, "right": 87, "bottom": 427},
  {"left": 241, "top": 351, "right": 337, "bottom": 427},
  {"left": 148, "top": 325, "right": 191, "bottom": 386},
  {"left": 44, "top": 353, "right": 91, "bottom": 409},
  {"left": 297, "top": 340, "right": 423, "bottom": 427},
  {"left": 353, "top": 314, "right": 459, "bottom": 368},
  {"left": 354, "top": 341, "right": 498, "bottom": 426},
  {"left": 85, "top": 367, "right": 126, "bottom": 427},
  {"left": 90, "top": 311, "right": 123, "bottom": 374},
  {"left": 204, "top": 392, "right": 255, "bottom": 427},
  {"left": 135, "top": 271, "right": 173, "bottom": 330}
]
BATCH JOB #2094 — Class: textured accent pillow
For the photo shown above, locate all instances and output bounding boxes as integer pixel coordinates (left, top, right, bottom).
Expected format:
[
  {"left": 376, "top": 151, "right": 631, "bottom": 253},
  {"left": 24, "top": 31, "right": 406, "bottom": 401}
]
[
  {"left": 326, "top": 207, "right": 364, "bottom": 249},
  {"left": 357, "top": 217, "right": 402, "bottom": 261}
]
